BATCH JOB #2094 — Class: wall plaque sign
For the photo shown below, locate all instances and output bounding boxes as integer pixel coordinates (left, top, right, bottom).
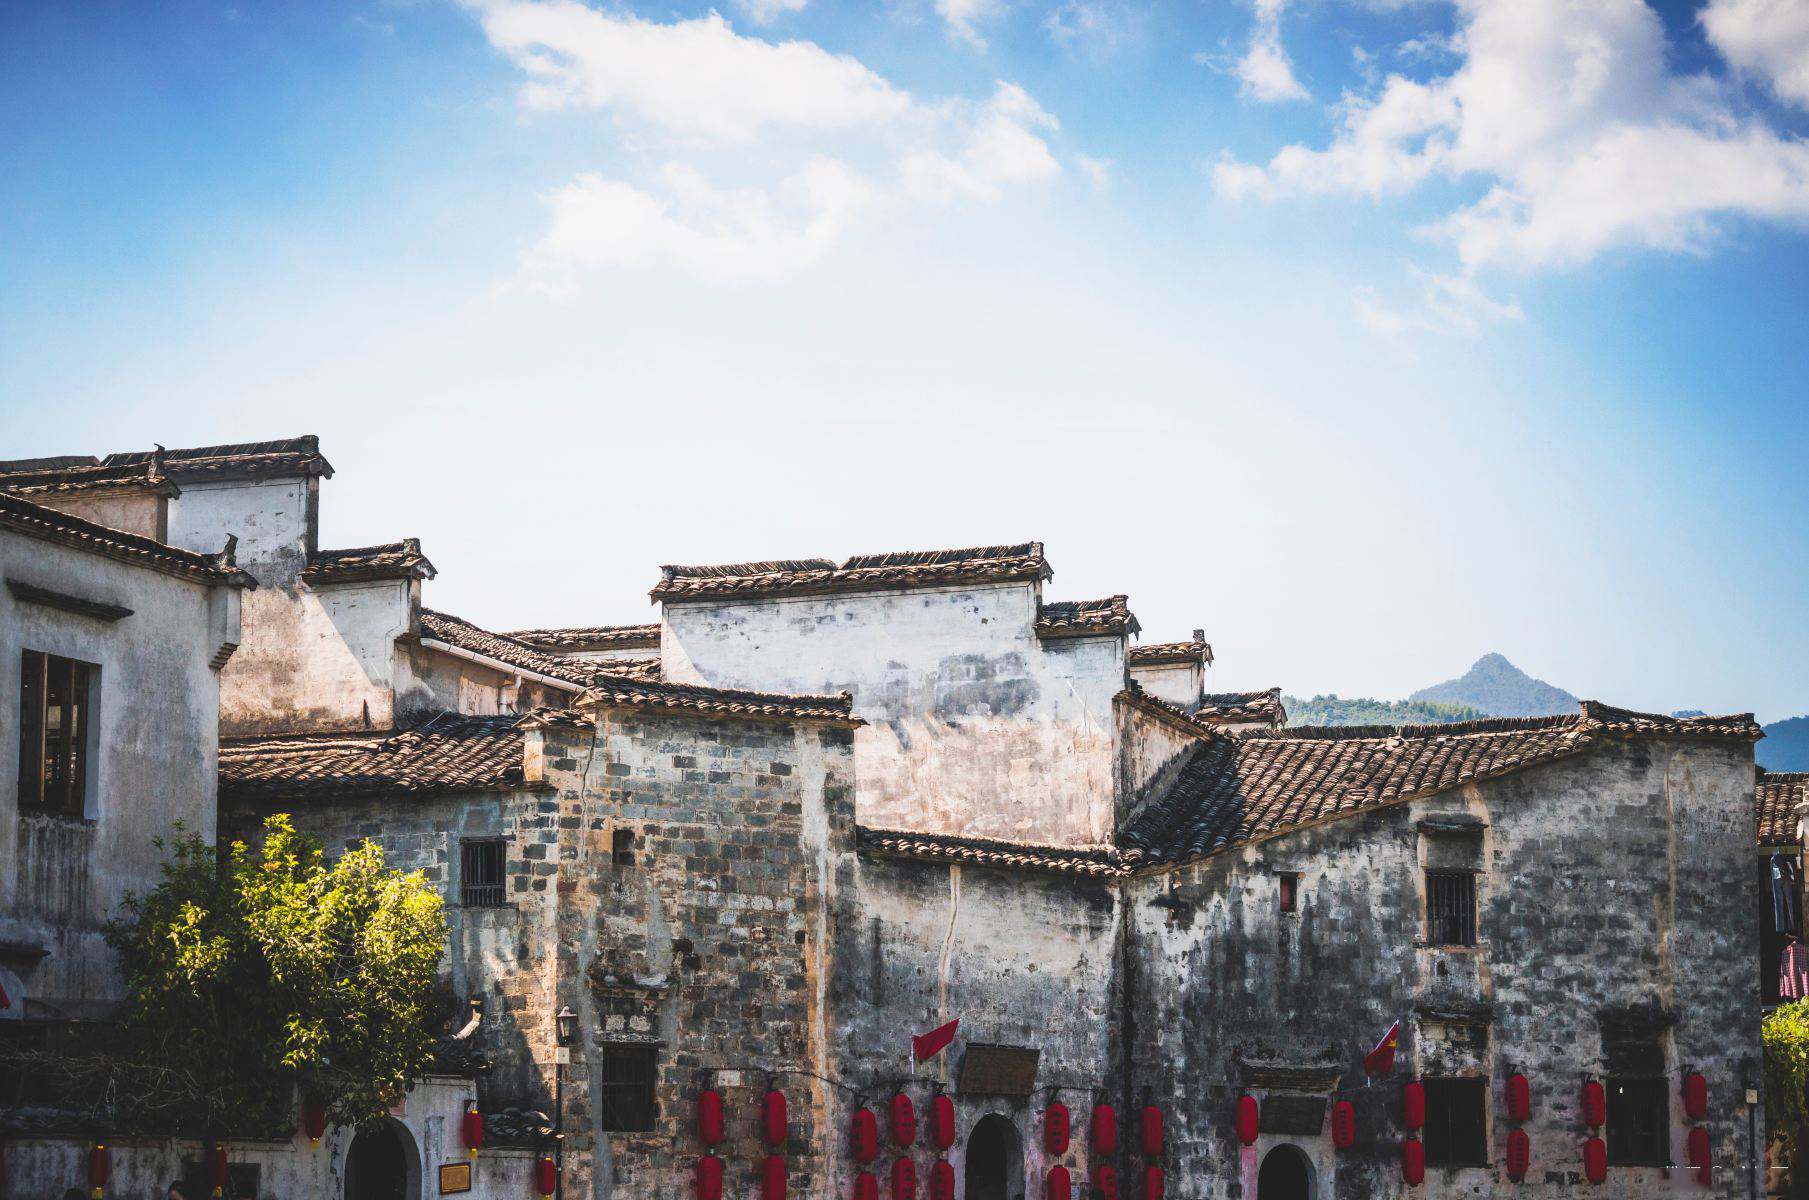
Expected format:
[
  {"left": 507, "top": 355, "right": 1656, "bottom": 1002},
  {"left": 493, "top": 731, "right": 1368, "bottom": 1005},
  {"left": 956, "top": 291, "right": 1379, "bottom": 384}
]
[
  {"left": 1258, "top": 1094, "right": 1326, "bottom": 1136},
  {"left": 439, "top": 1162, "right": 473, "bottom": 1194},
  {"left": 956, "top": 1044, "right": 1040, "bottom": 1095}
]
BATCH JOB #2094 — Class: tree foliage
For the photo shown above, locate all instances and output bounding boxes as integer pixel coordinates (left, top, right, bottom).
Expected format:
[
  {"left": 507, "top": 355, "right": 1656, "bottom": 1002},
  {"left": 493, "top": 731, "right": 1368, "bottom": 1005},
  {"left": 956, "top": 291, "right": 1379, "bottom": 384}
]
[
  {"left": 103, "top": 815, "right": 447, "bottom": 1133},
  {"left": 1284, "top": 694, "right": 1489, "bottom": 728},
  {"left": 1766, "top": 1000, "right": 1809, "bottom": 1158}
]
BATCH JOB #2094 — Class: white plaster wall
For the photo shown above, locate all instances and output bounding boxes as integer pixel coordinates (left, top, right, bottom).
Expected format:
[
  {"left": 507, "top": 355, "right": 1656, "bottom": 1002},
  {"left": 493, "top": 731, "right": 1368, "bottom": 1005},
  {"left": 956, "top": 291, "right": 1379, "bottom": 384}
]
[
  {"left": 1130, "top": 661, "right": 1201, "bottom": 710},
  {"left": 662, "top": 583, "right": 1124, "bottom": 845},
  {"left": 221, "top": 579, "right": 411, "bottom": 735},
  {"left": 0, "top": 527, "right": 229, "bottom": 1017},
  {"left": 165, "top": 478, "right": 313, "bottom": 562},
  {"left": 24, "top": 488, "right": 166, "bottom": 540}
]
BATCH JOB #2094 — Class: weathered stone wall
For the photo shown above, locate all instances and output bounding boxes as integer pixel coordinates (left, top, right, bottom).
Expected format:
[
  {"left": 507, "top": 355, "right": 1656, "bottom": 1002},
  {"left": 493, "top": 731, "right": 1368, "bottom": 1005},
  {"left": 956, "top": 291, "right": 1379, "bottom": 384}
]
[
  {"left": 0, "top": 525, "right": 233, "bottom": 1019},
  {"left": 1126, "top": 737, "right": 1762, "bottom": 1199},
  {"left": 663, "top": 582, "right": 1124, "bottom": 846},
  {"left": 826, "top": 855, "right": 1123, "bottom": 1198}
]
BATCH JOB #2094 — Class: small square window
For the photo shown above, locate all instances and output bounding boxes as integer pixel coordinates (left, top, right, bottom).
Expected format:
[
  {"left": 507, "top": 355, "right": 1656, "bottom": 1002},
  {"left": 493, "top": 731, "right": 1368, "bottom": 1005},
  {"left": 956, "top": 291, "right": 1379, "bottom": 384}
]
[
  {"left": 1278, "top": 872, "right": 1299, "bottom": 914},
  {"left": 461, "top": 840, "right": 506, "bottom": 907},
  {"left": 599, "top": 1043, "right": 659, "bottom": 1131},
  {"left": 1426, "top": 870, "right": 1477, "bottom": 946},
  {"left": 613, "top": 828, "right": 636, "bottom": 867},
  {"left": 1422, "top": 1078, "right": 1488, "bottom": 1166},
  {"left": 1607, "top": 1078, "right": 1669, "bottom": 1166}
]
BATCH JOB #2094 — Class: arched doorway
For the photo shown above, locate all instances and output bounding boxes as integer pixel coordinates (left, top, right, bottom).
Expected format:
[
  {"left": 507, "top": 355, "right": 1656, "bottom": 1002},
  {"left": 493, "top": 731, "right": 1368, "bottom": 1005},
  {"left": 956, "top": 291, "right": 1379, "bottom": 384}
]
[
  {"left": 345, "top": 1119, "right": 421, "bottom": 1200},
  {"left": 965, "top": 1114, "right": 1024, "bottom": 1200},
  {"left": 1258, "top": 1143, "right": 1313, "bottom": 1200}
]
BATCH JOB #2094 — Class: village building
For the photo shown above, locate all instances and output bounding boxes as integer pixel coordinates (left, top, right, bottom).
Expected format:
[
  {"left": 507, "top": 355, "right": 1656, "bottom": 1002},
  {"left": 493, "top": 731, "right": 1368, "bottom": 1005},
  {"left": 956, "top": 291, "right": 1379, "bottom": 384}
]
[{"left": 0, "top": 435, "right": 1779, "bottom": 1200}]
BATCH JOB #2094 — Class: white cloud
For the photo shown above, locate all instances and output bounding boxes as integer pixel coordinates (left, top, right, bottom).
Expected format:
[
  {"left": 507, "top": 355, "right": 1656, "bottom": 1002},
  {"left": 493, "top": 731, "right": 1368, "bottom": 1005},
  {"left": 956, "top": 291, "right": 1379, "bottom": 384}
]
[
  {"left": 937, "top": 0, "right": 1007, "bottom": 49},
  {"left": 470, "top": 0, "right": 909, "bottom": 141},
  {"left": 1075, "top": 152, "right": 1112, "bottom": 190},
  {"left": 1702, "top": 0, "right": 1809, "bottom": 108},
  {"left": 733, "top": 0, "right": 809, "bottom": 27},
  {"left": 904, "top": 83, "right": 1061, "bottom": 199},
  {"left": 1045, "top": 1, "right": 1135, "bottom": 52},
  {"left": 1236, "top": 0, "right": 1309, "bottom": 102},
  {"left": 1355, "top": 271, "right": 1523, "bottom": 336},
  {"left": 1216, "top": 0, "right": 1809, "bottom": 277},
  {"left": 517, "top": 160, "right": 874, "bottom": 286}
]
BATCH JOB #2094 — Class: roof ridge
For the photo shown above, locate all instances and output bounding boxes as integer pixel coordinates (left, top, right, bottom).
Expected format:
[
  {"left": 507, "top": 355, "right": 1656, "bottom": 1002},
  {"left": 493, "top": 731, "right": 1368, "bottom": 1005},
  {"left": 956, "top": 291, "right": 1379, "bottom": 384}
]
[
  {"left": 1251, "top": 713, "right": 1579, "bottom": 741},
  {"left": 841, "top": 542, "right": 1041, "bottom": 570},
  {"left": 0, "top": 491, "right": 253, "bottom": 587}
]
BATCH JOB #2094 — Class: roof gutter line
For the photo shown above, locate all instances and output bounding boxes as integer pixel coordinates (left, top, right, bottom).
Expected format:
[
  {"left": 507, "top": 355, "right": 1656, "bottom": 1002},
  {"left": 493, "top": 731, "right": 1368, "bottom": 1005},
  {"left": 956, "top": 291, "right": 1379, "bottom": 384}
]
[{"left": 417, "top": 637, "right": 584, "bottom": 694}]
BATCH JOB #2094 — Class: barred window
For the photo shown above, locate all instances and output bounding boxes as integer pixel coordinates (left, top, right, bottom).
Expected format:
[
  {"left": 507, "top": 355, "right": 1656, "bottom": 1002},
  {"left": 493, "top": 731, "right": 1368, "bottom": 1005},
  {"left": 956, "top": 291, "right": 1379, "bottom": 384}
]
[
  {"left": 599, "top": 1043, "right": 659, "bottom": 1132},
  {"left": 18, "top": 650, "right": 94, "bottom": 816},
  {"left": 613, "top": 828, "right": 637, "bottom": 867},
  {"left": 1607, "top": 1077, "right": 1669, "bottom": 1166},
  {"left": 1426, "top": 870, "right": 1477, "bottom": 946},
  {"left": 460, "top": 840, "right": 506, "bottom": 907},
  {"left": 1422, "top": 1078, "right": 1488, "bottom": 1166}
]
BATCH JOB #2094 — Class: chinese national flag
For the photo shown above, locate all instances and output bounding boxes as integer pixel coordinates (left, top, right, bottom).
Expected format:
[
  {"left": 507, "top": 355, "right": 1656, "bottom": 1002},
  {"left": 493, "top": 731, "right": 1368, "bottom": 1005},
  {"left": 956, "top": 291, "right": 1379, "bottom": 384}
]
[
  {"left": 1363, "top": 1020, "right": 1401, "bottom": 1076},
  {"left": 912, "top": 1019, "right": 959, "bottom": 1064}
]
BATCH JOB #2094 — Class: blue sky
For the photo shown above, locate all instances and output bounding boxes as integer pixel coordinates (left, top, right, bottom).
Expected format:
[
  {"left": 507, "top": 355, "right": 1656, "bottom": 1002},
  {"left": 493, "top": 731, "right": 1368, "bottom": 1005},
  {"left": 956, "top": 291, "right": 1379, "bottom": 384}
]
[{"left": 3, "top": 0, "right": 1807, "bottom": 722}]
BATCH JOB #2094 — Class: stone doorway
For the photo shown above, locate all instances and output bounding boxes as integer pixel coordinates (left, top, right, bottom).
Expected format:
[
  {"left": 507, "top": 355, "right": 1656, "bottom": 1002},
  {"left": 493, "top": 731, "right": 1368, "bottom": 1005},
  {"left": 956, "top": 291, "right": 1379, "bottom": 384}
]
[
  {"left": 345, "top": 1118, "right": 421, "bottom": 1200},
  {"left": 965, "top": 1113, "right": 1024, "bottom": 1200},
  {"left": 1258, "top": 1143, "right": 1314, "bottom": 1200}
]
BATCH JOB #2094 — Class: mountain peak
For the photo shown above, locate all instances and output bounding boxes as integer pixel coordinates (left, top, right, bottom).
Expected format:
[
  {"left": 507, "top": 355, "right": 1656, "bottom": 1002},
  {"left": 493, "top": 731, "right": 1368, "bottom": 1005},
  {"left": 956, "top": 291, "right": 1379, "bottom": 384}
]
[{"left": 1409, "top": 653, "right": 1579, "bottom": 718}]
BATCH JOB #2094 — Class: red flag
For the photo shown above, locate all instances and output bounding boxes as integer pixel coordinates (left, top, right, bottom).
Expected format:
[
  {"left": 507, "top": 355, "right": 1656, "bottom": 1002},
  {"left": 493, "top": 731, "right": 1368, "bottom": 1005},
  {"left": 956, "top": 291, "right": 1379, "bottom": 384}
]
[
  {"left": 1363, "top": 1020, "right": 1400, "bottom": 1076},
  {"left": 912, "top": 1019, "right": 959, "bottom": 1064}
]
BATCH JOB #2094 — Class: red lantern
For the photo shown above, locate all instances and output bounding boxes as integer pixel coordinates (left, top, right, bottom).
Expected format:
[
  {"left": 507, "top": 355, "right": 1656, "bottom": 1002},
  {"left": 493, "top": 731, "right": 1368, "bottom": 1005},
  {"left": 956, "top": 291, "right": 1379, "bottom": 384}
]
[
  {"left": 852, "top": 1107, "right": 879, "bottom": 1163},
  {"left": 1093, "top": 1165, "right": 1119, "bottom": 1200},
  {"left": 1092, "top": 1103, "right": 1119, "bottom": 1154},
  {"left": 761, "top": 1155, "right": 787, "bottom": 1200},
  {"left": 1683, "top": 1072, "right": 1709, "bottom": 1121},
  {"left": 1139, "top": 1106, "right": 1164, "bottom": 1157},
  {"left": 1506, "top": 1073, "right": 1531, "bottom": 1124},
  {"left": 1402, "top": 1081, "right": 1425, "bottom": 1131},
  {"left": 929, "top": 1159, "right": 955, "bottom": 1200},
  {"left": 696, "top": 1154, "right": 723, "bottom": 1200},
  {"left": 87, "top": 1143, "right": 109, "bottom": 1199},
  {"left": 1688, "top": 1126, "right": 1710, "bottom": 1169},
  {"left": 1331, "top": 1101, "right": 1355, "bottom": 1149},
  {"left": 1045, "top": 1101, "right": 1071, "bottom": 1155},
  {"left": 303, "top": 1099, "right": 328, "bottom": 1148},
  {"left": 1506, "top": 1128, "right": 1530, "bottom": 1179},
  {"left": 1402, "top": 1137, "right": 1425, "bottom": 1186},
  {"left": 854, "top": 1172, "right": 879, "bottom": 1200},
  {"left": 762, "top": 1090, "right": 788, "bottom": 1147},
  {"left": 891, "top": 1156, "right": 917, "bottom": 1200},
  {"left": 930, "top": 1095, "right": 956, "bottom": 1151},
  {"left": 535, "top": 1156, "right": 557, "bottom": 1199},
  {"left": 890, "top": 1094, "right": 918, "bottom": 1147},
  {"left": 1140, "top": 1165, "right": 1165, "bottom": 1200},
  {"left": 462, "top": 1108, "right": 485, "bottom": 1159},
  {"left": 697, "top": 1091, "right": 724, "bottom": 1147},
  {"left": 1046, "top": 1165, "right": 1071, "bottom": 1200},
  {"left": 1235, "top": 1095, "right": 1259, "bottom": 1146},
  {"left": 1582, "top": 1080, "right": 1606, "bottom": 1129},
  {"left": 209, "top": 1143, "right": 227, "bottom": 1197},
  {"left": 1583, "top": 1136, "right": 1607, "bottom": 1184}
]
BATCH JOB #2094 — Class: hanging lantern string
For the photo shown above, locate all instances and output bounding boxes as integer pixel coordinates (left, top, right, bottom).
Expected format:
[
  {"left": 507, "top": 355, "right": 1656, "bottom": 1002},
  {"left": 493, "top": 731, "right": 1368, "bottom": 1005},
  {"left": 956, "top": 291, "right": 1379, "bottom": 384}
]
[{"left": 695, "top": 1063, "right": 1109, "bottom": 1101}]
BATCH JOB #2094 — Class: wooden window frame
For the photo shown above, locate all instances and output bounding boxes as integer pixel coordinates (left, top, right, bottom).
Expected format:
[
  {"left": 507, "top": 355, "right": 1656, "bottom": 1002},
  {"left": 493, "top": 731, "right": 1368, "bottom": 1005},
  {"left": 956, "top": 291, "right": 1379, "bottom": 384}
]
[
  {"left": 18, "top": 649, "right": 95, "bottom": 818},
  {"left": 1278, "top": 872, "right": 1299, "bottom": 915},
  {"left": 459, "top": 839, "right": 507, "bottom": 907},
  {"left": 1421, "top": 1077, "right": 1489, "bottom": 1167},
  {"left": 1426, "top": 869, "right": 1478, "bottom": 947}
]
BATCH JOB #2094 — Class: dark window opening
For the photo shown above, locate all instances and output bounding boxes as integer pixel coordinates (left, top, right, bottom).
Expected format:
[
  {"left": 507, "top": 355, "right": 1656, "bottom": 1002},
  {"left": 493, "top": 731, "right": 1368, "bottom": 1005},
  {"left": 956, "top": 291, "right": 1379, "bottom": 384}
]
[
  {"left": 1426, "top": 870, "right": 1477, "bottom": 946},
  {"left": 612, "top": 828, "right": 636, "bottom": 867},
  {"left": 1278, "top": 872, "right": 1299, "bottom": 914},
  {"left": 18, "top": 650, "right": 93, "bottom": 816},
  {"left": 1607, "top": 1077, "right": 1669, "bottom": 1166},
  {"left": 1422, "top": 1078, "right": 1488, "bottom": 1166},
  {"left": 599, "top": 1043, "right": 658, "bottom": 1132},
  {"left": 460, "top": 840, "right": 506, "bottom": 907}
]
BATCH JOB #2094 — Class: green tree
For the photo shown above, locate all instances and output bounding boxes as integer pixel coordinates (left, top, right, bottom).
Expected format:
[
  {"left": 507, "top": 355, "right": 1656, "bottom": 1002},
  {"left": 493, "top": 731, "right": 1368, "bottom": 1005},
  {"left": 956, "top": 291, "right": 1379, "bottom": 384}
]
[
  {"left": 1764, "top": 1000, "right": 1809, "bottom": 1158},
  {"left": 104, "top": 815, "right": 448, "bottom": 1133}
]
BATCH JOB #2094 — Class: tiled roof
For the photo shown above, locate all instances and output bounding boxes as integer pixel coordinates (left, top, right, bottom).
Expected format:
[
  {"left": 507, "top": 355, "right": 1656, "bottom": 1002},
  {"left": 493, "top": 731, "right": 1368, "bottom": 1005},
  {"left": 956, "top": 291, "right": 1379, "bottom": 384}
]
[
  {"left": 582, "top": 676, "right": 861, "bottom": 725},
  {"left": 0, "top": 492, "right": 254, "bottom": 588},
  {"left": 651, "top": 542, "right": 1050, "bottom": 602},
  {"left": 858, "top": 827, "right": 1126, "bottom": 877},
  {"left": 220, "top": 713, "right": 562, "bottom": 802},
  {"left": 1129, "top": 639, "right": 1213, "bottom": 667},
  {"left": 0, "top": 458, "right": 180, "bottom": 497},
  {"left": 504, "top": 624, "right": 661, "bottom": 651},
  {"left": 590, "top": 656, "right": 661, "bottom": 683},
  {"left": 1121, "top": 704, "right": 1761, "bottom": 868},
  {"left": 418, "top": 609, "right": 600, "bottom": 687},
  {"left": 0, "top": 436, "right": 332, "bottom": 486},
  {"left": 1758, "top": 771, "right": 1809, "bottom": 846},
  {"left": 1036, "top": 595, "right": 1141, "bottom": 639},
  {"left": 1199, "top": 688, "right": 1286, "bottom": 725},
  {"left": 301, "top": 539, "right": 437, "bottom": 585}
]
